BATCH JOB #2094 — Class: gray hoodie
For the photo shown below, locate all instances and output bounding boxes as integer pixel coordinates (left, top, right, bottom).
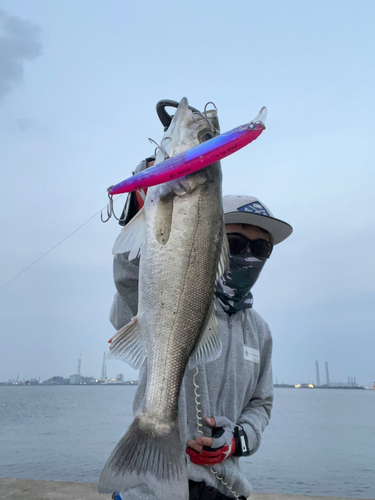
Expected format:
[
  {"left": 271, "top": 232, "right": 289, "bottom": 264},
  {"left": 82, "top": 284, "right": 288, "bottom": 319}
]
[{"left": 109, "top": 253, "right": 273, "bottom": 499}]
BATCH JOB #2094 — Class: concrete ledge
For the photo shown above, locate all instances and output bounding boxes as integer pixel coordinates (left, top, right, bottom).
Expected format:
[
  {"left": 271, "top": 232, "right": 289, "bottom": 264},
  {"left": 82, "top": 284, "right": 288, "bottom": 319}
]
[
  {"left": 0, "top": 478, "right": 110, "bottom": 500},
  {"left": 0, "top": 478, "right": 371, "bottom": 500}
]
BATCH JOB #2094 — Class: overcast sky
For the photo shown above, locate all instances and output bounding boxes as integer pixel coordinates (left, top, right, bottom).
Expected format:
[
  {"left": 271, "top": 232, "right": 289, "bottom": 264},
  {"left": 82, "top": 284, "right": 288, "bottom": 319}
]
[{"left": 0, "top": 1, "right": 374, "bottom": 386}]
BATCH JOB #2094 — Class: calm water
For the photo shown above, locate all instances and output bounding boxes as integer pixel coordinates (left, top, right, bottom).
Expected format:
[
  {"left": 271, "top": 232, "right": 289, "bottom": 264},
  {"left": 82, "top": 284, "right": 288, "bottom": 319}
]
[{"left": 0, "top": 386, "right": 374, "bottom": 498}]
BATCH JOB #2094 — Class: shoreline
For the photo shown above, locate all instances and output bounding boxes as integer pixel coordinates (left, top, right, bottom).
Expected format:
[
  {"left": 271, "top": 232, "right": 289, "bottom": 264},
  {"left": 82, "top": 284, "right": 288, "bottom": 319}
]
[{"left": 0, "top": 478, "right": 372, "bottom": 500}]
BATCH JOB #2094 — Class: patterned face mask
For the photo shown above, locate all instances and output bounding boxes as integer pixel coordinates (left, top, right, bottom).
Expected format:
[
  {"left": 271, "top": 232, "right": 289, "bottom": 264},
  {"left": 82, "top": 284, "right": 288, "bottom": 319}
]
[{"left": 215, "top": 253, "right": 266, "bottom": 315}]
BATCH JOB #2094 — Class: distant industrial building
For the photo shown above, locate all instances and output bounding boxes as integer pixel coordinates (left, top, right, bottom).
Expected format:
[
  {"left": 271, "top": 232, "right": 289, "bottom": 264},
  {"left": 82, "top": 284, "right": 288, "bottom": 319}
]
[
  {"left": 42, "top": 376, "right": 69, "bottom": 385},
  {"left": 314, "top": 361, "right": 361, "bottom": 389},
  {"left": 101, "top": 375, "right": 138, "bottom": 385},
  {"left": 69, "top": 375, "right": 99, "bottom": 385},
  {"left": 69, "top": 374, "right": 82, "bottom": 385}
]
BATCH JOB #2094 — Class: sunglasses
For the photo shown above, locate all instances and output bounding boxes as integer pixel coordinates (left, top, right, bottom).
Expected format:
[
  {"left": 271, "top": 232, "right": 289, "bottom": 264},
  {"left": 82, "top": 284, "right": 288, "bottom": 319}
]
[{"left": 227, "top": 232, "right": 273, "bottom": 259}]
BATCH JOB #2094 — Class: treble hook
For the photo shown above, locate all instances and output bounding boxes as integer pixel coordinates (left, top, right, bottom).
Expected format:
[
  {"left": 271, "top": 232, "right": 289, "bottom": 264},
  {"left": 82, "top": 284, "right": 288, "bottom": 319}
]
[
  {"left": 101, "top": 192, "right": 126, "bottom": 223},
  {"left": 100, "top": 201, "right": 111, "bottom": 223},
  {"left": 148, "top": 137, "right": 171, "bottom": 160},
  {"left": 192, "top": 101, "right": 219, "bottom": 136},
  {"left": 204, "top": 101, "right": 218, "bottom": 115}
]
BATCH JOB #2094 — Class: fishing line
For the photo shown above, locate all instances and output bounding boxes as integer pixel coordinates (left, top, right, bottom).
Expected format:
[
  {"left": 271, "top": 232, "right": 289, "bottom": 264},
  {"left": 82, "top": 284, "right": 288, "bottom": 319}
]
[
  {"left": 0, "top": 195, "right": 124, "bottom": 291},
  {"left": 192, "top": 367, "right": 240, "bottom": 499}
]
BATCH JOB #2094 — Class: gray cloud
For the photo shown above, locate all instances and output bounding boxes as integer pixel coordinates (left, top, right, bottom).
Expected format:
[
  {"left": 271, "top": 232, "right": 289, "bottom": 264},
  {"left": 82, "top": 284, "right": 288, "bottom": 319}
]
[{"left": 0, "top": 9, "right": 42, "bottom": 99}]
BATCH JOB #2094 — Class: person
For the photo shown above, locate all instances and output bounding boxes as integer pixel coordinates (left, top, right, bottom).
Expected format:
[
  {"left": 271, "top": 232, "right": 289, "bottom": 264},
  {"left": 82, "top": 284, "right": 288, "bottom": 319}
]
[{"left": 109, "top": 185, "right": 293, "bottom": 500}]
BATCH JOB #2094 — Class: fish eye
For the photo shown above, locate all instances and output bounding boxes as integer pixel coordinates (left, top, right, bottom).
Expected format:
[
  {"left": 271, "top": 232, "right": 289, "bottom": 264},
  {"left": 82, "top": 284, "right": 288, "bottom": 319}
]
[{"left": 198, "top": 129, "right": 214, "bottom": 143}]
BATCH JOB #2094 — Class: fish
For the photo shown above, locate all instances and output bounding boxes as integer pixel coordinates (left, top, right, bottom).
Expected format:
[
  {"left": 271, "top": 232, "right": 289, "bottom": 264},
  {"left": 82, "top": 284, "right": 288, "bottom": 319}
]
[
  {"left": 108, "top": 107, "right": 266, "bottom": 195},
  {"left": 98, "top": 98, "right": 261, "bottom": 500}
]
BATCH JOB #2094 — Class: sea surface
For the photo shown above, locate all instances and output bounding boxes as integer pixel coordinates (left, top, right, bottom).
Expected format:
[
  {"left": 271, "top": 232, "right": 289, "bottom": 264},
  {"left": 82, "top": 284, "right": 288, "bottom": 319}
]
[{"left": 0, "top": 386, "right": 374, "bottom": 498}]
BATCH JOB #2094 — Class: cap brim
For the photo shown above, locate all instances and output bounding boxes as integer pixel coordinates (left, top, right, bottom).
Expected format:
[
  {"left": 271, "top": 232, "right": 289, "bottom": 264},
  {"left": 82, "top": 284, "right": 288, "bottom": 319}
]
[{"left": 224, "top": 212, "right": 293, "bottom": 245}]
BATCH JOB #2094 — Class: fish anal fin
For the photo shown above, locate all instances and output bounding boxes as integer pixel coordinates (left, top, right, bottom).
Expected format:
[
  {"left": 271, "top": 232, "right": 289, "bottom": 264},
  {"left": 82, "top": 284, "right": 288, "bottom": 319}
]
[
  {"left": 112, "top": 207, "right": 145, "bottom": 259},
  {"left": 107, "top": 316, "right": 146, "bottom": 370}
]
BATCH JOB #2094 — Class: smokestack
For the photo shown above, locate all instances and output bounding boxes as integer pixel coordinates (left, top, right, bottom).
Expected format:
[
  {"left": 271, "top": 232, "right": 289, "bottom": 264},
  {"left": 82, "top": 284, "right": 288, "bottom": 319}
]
[
  {"left": 101, "top": 352, "right": 107, "bottom": 381},
  {"left": 315, "top": 361, "right": 321, "bottom": 386},
  {"left": 325, "top": 361, "right": 330, "bottom": 386},
  {"left": 348, "top": 376, "right": 350, "bottom": 384}
]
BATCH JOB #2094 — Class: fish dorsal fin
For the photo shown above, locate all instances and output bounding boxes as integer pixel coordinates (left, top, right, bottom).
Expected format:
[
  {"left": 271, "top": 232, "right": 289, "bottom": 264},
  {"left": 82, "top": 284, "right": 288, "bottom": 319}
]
[
  {"left": 188, "top": 302, "right": 221, "bottom": 370},
  {"left": 112, "top": 207, "right": 145, "bottom": 260},
  {"left": 216, "top": 232, "right": 229, "bottom": 283},
  {"left": 107, "top": 316, "right": 146, "bottom": 369}
]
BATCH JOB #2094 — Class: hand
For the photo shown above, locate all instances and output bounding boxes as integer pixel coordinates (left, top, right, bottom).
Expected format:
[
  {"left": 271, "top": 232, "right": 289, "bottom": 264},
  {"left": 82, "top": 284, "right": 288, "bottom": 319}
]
[
  {"left": 121, "top": 158, "right": 155, "bottom": 225},
  {"left": 186, "top": 416, "right": 236, "bottom": 466}
]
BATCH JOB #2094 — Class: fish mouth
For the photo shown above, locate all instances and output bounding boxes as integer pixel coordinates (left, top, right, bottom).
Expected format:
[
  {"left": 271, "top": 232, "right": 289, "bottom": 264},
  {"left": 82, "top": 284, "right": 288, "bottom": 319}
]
[
  {"left": 156, "top": 97, "right": 220, "bottom": 161},
  {"left": 156, "top": 98, "right": 200, "bottom": 130},
  {"left": 169, "top": 96, "right": 190, "bottom": 128}
]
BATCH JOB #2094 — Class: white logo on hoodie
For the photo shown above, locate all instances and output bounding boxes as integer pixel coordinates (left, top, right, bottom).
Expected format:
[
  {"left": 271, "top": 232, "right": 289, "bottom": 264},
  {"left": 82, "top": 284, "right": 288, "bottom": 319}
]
[{"left": 244, "top": 347, "right": 260, "bottom": 363}]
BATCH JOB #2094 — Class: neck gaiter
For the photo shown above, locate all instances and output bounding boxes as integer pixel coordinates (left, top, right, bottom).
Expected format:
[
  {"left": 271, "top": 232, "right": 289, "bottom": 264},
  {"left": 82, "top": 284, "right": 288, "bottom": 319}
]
[{"left": 215, "top": 253, "right": 266, "bottom": 315}]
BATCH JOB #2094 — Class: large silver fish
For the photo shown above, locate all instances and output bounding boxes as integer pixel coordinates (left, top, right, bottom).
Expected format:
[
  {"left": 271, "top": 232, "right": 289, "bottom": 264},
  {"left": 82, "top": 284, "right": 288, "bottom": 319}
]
[{"left": 98, "top": 98, "right": 228, "bottom": 500}]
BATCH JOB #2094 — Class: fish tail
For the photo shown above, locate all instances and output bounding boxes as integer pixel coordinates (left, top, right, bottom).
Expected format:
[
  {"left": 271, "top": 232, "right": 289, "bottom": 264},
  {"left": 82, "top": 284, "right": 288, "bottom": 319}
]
[{"left": 98, "top": 415, "right": 188, "bottom": 500}]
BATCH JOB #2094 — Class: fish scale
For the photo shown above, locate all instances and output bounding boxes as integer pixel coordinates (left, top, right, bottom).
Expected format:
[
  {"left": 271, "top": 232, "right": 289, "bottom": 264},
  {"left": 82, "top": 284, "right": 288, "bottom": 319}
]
[{"left": 142, "top": 181, "right": 222, "bottom": 424}]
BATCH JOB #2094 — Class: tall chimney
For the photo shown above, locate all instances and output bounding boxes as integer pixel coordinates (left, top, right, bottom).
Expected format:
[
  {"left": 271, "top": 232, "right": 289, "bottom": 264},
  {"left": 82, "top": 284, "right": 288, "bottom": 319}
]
[
  {"left": 325, "top": 361, "right": 330, "bottom": 386},
  {"left": 101, "top": 352, "right": 107, "bottom": 381},
  {"left": 315, "top": 360, "right": 321, "bottom": 386}
]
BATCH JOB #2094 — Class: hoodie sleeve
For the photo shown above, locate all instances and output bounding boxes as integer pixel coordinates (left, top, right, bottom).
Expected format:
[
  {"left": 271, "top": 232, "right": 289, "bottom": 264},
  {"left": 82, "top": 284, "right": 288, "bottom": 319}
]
[
  {"left": 109, "top": 158, "right": 152, "bottom": 329},
  {"left": 109, "top": 252, "right": 140, "bottom": 330},
  {"left": 237, "top": 326, "right": 273, "bottom": 456}
]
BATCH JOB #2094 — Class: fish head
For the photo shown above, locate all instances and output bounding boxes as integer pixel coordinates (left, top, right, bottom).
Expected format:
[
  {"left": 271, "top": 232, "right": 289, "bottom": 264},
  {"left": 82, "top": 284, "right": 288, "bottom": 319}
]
[{"left": 155, "top": 97, "right": 220, "bottom": 164}]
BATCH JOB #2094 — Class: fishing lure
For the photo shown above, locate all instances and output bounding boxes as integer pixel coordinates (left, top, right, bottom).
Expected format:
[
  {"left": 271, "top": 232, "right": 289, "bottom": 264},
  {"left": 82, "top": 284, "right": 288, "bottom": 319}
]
[{"left": 108, "top": 107, "right": 267, "bottom": 196}]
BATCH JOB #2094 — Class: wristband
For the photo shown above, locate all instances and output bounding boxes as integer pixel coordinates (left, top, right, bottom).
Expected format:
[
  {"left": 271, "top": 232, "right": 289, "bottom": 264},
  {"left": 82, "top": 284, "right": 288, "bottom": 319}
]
[{"left": 233, "top": 424, "right": 251, "bottom": 457}]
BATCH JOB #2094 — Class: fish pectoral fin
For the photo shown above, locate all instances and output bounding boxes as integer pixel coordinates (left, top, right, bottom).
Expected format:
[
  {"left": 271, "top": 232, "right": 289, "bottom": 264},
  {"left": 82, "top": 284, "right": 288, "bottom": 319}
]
[
  {"left": 216, "top": 232, "right": 229, "bottom": 283},
  {"left": 188, "top": 233, "right": 227, "bottom": 369},
  {"left": 107, "top": 316, "right": 146, "bottom": 369},
  {"left": 188, "top": 302, "right": 222, "bottom": 369},
  {"left": 112, "top": 207, "right": 145, "bottom": 260}
]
